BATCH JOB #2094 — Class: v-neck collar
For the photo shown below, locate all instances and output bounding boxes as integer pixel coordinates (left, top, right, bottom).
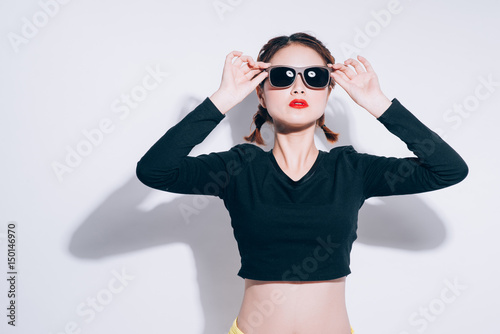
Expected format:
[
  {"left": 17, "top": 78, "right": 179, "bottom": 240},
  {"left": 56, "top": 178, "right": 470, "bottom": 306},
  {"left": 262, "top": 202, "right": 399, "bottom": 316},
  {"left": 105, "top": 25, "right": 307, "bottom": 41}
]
[{"left": 268, "top": 149, "right": 323, "bottom": 186}]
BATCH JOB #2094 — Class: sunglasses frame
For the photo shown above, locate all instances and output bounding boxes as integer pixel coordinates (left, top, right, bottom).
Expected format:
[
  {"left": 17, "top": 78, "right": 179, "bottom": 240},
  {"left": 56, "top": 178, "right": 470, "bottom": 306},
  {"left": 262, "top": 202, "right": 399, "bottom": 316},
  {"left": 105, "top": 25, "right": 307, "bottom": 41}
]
[{"left": 264, "top": 65, "right": 333, "bottom": 89}]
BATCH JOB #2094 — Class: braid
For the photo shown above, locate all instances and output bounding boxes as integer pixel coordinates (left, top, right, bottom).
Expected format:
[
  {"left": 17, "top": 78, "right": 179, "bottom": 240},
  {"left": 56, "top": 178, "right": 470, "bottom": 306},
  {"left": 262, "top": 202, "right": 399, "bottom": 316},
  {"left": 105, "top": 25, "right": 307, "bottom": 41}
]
[
  {"left": 321, "top": 124, "right": 339, "bottom": 144},
  {"left": 318, "top": 122, "right": 339, "bottom": 143},
  {"left": 243, "top": 104, "right": 273, "bottom": 146},
  {"left": 317, "top": 113, "right": 339, "bottom": 143}
]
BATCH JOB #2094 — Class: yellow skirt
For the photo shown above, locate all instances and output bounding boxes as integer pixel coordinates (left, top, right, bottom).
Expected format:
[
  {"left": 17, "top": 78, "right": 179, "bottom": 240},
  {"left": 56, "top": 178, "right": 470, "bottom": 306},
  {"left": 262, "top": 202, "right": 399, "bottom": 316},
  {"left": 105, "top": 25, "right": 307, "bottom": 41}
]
[{"left": 228, "top": 317, "right": 354, "bottom": 334}]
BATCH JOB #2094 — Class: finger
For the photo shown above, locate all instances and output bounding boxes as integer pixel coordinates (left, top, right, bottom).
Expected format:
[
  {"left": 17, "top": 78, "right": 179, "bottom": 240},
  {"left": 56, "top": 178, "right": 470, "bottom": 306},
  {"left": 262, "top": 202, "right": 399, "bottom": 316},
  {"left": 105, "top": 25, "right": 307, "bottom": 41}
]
[
  {"left": 238, "top": 60, "right": 270, "bottom": 79},
  {"left": 240, "top": 63, "right": 250, "bottom": 74},
  {"left": 250, "top": 70, "right": 269, "bottom": 87},
  {"left": 240, "top": 61, "right": 263, "bottom": 71},
  {"left": 331, "top": 72, "right": 351, "bottom": 90},
  {"left": 357, "top": 55, "right": 374, "bottom": 72},
  {"left": 328, "top": 63, "right": 345, "bottom": 73},
  {"left": 244, "top": 61, "right": 270, "bottom": 74},
  {"left": 329, "top": 63, "right": 343, "bottom": 69},
  {"left": 333, "top": 63, "right": 356, "bottom": 80},
  {"left": 245, "top": 68, "right": 266, "bottom": 80},
  {"left": 225, "top": 51, "right": 243, "bottom": 65},
  {"left": 344, "top": 58, "right": 365, "bottom": 74},
  {"left": 234, "top": 55, "right": 255, "bottom": 68},
  {"left": 252, "top": 61, "right": 272, "bottom": 69},
  {"left": 331, "top": 64, "right": 352, "bottom": 83},
  {"left": 332, "top": 69, "right": 350, "bottom": 84},
  {"left": 240, "top": 63, "right": 255, "bottom": 75}
]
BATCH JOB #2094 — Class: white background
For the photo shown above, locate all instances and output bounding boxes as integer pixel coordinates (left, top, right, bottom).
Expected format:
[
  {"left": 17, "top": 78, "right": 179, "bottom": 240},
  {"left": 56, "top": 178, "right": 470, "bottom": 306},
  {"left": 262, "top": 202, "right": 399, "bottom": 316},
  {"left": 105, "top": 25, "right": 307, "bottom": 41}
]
[{"left": 1, "top": 0, "right": 499, "bottom": 333}]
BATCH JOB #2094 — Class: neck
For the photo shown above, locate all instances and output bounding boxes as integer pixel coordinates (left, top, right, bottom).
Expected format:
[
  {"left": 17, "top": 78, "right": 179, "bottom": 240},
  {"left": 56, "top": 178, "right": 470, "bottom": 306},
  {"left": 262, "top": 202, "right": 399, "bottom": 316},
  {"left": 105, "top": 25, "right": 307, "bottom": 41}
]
[{"left": 272, "top": 136, "right": 319, "bottom": 171}]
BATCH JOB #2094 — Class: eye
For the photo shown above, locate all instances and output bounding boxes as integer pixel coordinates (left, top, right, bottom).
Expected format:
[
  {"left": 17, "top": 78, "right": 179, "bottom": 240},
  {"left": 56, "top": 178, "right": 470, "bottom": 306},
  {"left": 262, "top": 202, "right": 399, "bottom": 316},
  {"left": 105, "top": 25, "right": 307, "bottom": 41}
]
[
  {"left": 286, "top": 70, "right": 294, "bottom": 78},
  {"left": 307, "top": 70, "right": 316, "bottom": 78}
]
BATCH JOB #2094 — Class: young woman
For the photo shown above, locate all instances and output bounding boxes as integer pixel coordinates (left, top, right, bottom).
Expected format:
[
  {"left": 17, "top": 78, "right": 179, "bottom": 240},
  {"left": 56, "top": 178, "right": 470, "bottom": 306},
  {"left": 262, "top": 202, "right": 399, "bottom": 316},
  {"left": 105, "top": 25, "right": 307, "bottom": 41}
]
[{"left": 136, "top": 32, "right": 468, "bottom": 334}]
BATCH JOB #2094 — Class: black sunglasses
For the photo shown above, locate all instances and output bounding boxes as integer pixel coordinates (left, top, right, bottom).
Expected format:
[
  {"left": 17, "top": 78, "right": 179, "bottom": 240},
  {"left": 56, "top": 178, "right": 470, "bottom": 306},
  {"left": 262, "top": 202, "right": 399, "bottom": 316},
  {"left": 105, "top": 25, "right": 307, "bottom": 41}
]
[{"left": 264, "top": 65, "right": 332, "bottom": 89}]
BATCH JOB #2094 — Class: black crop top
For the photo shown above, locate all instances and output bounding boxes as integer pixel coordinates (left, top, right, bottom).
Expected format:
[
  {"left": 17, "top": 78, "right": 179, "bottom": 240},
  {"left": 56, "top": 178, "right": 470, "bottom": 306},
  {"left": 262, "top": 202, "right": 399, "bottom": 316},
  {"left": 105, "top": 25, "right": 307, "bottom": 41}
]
[{"left": 136, "top": 97, "right": 468, "bottom": 281}]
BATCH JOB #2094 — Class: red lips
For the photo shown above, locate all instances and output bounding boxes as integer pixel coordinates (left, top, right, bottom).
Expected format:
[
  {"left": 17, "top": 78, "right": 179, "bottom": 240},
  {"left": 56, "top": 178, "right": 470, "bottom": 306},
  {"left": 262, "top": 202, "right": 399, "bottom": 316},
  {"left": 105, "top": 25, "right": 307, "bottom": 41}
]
[{"left": 289, "top": 99, "right": 309, "bottom": 108}]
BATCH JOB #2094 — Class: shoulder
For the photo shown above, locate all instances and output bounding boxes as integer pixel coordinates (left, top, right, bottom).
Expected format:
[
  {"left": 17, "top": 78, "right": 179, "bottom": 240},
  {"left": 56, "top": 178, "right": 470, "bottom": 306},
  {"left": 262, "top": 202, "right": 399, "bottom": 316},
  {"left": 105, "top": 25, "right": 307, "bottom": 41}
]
[
  {"left": 326, "top": 145, "right": 374, "bottom": 171},
  {"left": 221, "top": 143, "right": 266, "bottom": 167},
  {"left": 326, "top": 145, "right": 359, "bottom": 161},
  {"left": 229, "top": 143, "right": 266, "bottom": 156}
]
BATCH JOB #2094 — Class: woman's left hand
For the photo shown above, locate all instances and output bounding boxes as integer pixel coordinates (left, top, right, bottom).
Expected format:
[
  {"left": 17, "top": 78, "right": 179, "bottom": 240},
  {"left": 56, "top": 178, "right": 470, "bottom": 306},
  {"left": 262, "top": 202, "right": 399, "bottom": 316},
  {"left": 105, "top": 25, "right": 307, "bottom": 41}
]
[{"left": 328, "top": 55, "right": 392, "bottom": 118}]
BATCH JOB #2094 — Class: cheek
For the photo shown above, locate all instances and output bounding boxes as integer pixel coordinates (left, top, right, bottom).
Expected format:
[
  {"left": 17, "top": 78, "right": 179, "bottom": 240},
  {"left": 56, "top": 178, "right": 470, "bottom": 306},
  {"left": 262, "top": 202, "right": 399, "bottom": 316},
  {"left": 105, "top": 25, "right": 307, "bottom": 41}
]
[
  {"left": 310, "top": 91, "right": 330, "bottom": 107},
  {"left": 308, "top": 93, "right": 330, "bottom": 118},
  {"left": 264, "top": 90, "right": 288, "bottom": 109}
]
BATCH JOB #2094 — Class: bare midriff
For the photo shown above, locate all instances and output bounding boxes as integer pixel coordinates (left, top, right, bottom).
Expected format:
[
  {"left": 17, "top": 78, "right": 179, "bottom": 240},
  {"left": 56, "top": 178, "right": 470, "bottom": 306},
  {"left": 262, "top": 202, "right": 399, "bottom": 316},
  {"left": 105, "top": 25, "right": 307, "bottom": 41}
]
[{"left": 236, "top": 276, "right": 351, "bottom": 334}]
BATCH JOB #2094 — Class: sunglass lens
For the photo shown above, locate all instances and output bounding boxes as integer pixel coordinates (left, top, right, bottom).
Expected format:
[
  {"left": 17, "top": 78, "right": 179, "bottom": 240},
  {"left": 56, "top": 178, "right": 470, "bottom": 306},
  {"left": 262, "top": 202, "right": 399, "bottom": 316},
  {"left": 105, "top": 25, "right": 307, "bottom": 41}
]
[
  {"left": 270, "top": 67, "right": 295, "bottom": 87},
  {"left": 304, "top": 67, "right": 330, "bottom": 88}
]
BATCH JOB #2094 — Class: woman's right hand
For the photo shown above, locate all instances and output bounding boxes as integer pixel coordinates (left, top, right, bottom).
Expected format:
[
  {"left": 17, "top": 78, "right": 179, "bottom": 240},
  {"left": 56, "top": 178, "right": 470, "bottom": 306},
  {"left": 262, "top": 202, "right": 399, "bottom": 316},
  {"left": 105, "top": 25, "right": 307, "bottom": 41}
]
[{"left": 210, "top": 51, "right": 270, "bottom": 114}]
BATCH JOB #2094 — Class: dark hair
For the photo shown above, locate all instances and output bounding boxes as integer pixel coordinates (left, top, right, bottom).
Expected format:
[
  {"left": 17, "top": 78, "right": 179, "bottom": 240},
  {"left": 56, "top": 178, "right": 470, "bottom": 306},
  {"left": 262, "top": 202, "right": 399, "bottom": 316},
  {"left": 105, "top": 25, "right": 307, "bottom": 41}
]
[{"left": 244, "top": 32, "right": 339, "bottom": 146}]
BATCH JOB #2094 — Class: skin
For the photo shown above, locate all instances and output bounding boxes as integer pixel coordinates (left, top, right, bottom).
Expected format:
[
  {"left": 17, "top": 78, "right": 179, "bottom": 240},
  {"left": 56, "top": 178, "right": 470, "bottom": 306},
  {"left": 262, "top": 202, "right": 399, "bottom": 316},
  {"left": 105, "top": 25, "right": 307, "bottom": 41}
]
[
  {"left": 256, "top": 44, "right": 332, "bottom": 180},
  {"left": 209, "top": 44, "right": 392, "bottom": 333}
]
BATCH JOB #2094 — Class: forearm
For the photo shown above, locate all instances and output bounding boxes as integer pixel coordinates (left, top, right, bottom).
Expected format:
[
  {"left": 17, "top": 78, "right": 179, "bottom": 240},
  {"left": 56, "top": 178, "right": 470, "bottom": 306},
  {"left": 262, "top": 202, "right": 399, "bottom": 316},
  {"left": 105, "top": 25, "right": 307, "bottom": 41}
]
[
  {"left": 136, "top": 97, "right": 226, "bottom": 189},
  {"left": 363, "top": 93, "right": 393, "bottom": 118},
  {"left": 360, "top": 98, "right": 469, "bottom": 198},
  {"left": 372, "top": 96, "right": 392, "bottom": 118},
  {"left": 377, "top": 98, "right": 468, "bottom": 186},
  {"left": 209, "top": 90, "right": 235, "bottom": 115}
]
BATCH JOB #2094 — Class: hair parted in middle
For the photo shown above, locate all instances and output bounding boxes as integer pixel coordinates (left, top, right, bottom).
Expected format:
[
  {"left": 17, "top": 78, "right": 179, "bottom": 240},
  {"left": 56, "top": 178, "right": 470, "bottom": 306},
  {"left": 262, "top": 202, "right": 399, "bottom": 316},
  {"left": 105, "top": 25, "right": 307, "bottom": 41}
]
[{"left": 244, "top": 32, "right": 339, "bottom": 146}]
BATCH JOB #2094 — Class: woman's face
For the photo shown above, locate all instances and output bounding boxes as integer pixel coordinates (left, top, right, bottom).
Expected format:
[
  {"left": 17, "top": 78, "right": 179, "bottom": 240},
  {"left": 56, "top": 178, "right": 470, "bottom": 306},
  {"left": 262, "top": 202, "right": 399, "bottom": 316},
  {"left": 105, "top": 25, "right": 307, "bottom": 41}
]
[{"left": 257, "top": 43, "right": 332, "bottom": 132}]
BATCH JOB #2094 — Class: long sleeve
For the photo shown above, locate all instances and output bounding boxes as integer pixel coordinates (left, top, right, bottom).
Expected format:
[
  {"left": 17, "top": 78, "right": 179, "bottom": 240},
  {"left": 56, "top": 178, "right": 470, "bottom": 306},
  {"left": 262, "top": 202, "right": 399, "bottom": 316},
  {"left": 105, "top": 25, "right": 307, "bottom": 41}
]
[
  {"left": 344, "top": 98, "right": 469, "bottom": 199},
  {"left": 135, "top": 97, "right": 242, "bottom": 199}
]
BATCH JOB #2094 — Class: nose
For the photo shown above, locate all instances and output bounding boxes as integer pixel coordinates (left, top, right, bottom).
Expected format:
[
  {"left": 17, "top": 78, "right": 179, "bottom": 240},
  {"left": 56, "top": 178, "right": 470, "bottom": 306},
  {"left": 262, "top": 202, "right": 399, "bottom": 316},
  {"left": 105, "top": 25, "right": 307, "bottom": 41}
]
[{"left": 291, "top": 73, "right": 306, "bottom": 94}]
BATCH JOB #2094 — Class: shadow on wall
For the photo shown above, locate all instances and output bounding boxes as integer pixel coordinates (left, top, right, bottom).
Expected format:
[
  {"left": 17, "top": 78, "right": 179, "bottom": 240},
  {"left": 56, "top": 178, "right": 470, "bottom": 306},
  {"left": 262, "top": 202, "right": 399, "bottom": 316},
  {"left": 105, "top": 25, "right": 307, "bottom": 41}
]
[{"left": 68, "top": 92, "right": 446, "bottom": 334}]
